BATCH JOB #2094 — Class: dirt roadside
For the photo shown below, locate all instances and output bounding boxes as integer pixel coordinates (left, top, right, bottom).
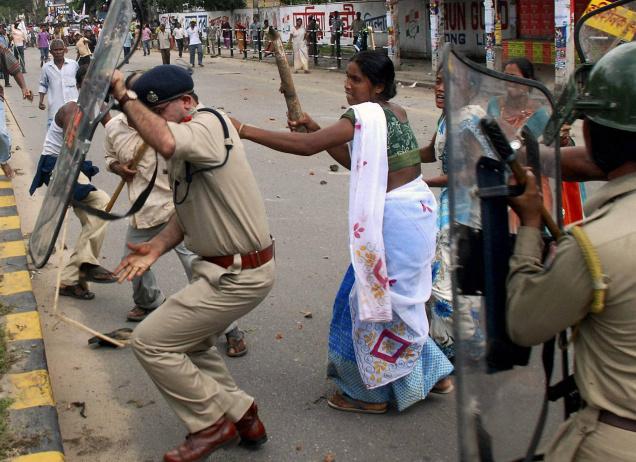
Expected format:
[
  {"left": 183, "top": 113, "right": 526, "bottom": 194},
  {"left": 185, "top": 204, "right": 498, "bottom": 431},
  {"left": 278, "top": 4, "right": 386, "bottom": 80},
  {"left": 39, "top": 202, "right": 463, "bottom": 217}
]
[{"left": 5, "top": 95, "right": 143, "bottom": 461}]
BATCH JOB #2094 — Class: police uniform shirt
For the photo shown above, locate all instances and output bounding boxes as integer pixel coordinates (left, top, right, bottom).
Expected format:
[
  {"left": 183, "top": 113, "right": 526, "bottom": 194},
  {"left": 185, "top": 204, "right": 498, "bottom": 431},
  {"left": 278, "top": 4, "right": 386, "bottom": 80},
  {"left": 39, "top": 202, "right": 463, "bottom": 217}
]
[
  {"left": 166, "top": 109, "right": 271, "bottom": 257},
  {"left": 506, "top": 172, "right": 636, "bottom": 421}
]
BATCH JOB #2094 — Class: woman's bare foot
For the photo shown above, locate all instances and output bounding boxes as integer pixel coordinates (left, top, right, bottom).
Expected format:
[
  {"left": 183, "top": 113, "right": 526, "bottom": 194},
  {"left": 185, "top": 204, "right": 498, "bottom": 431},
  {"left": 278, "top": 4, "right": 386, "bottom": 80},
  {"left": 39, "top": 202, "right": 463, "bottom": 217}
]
[{"left": 1, "top": 163, "right": 15, "bottom": 179}]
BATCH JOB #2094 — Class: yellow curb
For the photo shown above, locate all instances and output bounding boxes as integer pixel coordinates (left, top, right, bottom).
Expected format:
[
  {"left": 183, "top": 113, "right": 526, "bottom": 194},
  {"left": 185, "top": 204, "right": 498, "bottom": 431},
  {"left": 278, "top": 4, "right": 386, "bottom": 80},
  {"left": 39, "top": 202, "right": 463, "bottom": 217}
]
[
  {"left": 0, "top": 180, "right": 12, "bottom": 188},
  {"left": 0, "top": 240, "right": 26, "bottom": 259},
  {"left": 7, "top": 370, "right": 55, "bottom": 410},
  {"left": 10, "top": 451, "right": 65, "bottom": 462},
  {"left": 0, "top": 215, "right": 20, "bottom": 231},
  {"left": 0, "top": 195, "right": 16, "bottom": 207},
  {"left": 5, "top": 311, "right": 42, "bottom": 342},
  {"left": 0, "top": 270, "right": 32, "bottom": 296}
]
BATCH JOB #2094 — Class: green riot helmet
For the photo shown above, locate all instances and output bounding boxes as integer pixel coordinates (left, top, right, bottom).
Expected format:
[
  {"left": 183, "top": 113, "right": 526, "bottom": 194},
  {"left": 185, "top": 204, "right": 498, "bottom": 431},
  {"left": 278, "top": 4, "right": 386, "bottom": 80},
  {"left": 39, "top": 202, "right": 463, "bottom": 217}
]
[{"left": 582, "top": 41, "right": 636, "bottom": 132}]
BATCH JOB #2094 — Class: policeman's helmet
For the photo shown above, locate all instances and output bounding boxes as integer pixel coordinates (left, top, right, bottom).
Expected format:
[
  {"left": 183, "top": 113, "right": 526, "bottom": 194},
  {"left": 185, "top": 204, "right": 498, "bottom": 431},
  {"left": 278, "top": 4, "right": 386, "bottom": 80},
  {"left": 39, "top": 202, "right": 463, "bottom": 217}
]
[
  {"left": 572, "top": 41, "right": 636, "bottom": 132},
  {"left": 544, "top": 41, "right": 636, "bottom": 144}
]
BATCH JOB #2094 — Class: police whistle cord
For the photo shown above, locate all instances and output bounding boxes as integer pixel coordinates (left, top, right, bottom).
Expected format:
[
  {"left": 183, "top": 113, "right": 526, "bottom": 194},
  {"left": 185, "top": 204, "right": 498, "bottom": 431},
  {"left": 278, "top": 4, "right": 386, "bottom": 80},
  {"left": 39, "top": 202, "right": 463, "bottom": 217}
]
[
  {"left": 52, "top": 209, "right": 125, "bottom": 348},
  {"left": 479, "top": 117, "right": 563, "bottom": 239}
]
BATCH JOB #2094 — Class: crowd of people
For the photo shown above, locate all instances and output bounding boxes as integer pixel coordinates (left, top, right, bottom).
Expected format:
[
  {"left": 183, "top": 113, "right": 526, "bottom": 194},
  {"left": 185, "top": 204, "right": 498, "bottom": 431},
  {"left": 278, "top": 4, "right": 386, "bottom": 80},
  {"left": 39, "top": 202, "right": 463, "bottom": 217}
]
[{"left": 1, "top": 7, "right": 634, "bottom": 461}]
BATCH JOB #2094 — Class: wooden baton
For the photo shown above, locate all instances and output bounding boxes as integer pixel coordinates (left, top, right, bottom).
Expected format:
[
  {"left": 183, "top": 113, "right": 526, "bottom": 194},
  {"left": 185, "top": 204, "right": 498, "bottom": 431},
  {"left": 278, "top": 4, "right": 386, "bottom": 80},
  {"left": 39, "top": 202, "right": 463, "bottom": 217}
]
[
  {"left": 479, "top": 117, "right": 563, "bottom": 239},
  {"left": 104, "top": 141, "right": 149, "bottom": 213},
  {"left": 267, "top": 28, "right": 306, "bottom": 132}
]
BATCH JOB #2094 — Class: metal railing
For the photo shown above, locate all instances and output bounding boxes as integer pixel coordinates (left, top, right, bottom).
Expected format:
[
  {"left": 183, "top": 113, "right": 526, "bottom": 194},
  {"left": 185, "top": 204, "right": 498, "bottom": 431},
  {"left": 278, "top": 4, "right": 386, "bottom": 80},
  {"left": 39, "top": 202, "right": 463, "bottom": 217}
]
[{"left": 180, "top": 26, "right": 389, "bottom": 69}]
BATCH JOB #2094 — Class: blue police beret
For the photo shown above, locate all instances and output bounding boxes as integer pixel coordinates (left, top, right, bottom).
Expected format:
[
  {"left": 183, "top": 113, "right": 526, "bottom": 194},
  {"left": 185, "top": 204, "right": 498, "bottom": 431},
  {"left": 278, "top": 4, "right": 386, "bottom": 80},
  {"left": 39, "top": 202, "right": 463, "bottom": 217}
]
[{"left": 131, "top": 65, "right": 194, "bottom": 107}]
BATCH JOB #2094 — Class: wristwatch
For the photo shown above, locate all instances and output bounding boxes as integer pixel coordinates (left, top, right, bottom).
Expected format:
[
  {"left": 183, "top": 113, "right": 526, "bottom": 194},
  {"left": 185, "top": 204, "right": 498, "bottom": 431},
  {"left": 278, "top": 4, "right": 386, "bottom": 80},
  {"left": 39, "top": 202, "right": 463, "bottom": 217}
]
[{"left": 118, "top": 89, "right": 138, "bottom": 108}]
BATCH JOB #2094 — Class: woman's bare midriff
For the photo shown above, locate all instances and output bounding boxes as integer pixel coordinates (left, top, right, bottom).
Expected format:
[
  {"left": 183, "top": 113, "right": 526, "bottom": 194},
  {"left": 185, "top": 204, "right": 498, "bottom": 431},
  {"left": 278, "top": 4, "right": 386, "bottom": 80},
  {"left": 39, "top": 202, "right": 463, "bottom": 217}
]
[{"left": 387, "top": 165, "right": 421, "bottom": 192}]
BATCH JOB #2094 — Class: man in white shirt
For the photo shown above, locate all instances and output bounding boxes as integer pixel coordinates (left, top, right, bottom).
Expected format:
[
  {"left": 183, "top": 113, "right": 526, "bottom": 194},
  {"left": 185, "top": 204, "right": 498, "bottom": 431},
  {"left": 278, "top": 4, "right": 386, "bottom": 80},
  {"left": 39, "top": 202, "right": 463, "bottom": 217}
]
[
  {"left": 186, "top": 20, "right": 203, "bottom": 67},
  {"left": 30, "top": 65, "right": 116, "bottom": 300},
  {"left": 105, "top": 110, "right": 195, "bottom": 321},
  {"left": 157, "top": 23, "right": 171, "bottom": 64},
  {"left": 172, "top": 22, "right": 184, "bottom": 58},
  {"left": 11, "top": 23, "right": 26, "bottom": 73},
  {"left": 38, "top": 39, "right": 79, "bottom": 127}
]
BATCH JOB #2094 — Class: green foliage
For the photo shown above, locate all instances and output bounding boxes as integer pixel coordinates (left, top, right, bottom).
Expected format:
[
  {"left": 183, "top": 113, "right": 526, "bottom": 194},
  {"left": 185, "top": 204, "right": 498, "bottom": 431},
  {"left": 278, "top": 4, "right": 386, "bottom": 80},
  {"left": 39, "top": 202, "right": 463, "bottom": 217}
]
[
  {"left": 0, "top": 0, "right": 35, "bottom": 24},
  {"left": 0, "top": 397, "right": 14, "bottom": 460}
]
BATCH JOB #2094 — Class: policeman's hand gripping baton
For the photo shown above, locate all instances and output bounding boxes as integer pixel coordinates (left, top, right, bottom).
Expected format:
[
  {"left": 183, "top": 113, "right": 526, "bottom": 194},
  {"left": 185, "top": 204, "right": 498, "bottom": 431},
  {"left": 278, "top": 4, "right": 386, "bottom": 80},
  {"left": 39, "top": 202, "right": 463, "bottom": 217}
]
[{"left": 479, "top": 116, "right": 563, "bottom": 239}]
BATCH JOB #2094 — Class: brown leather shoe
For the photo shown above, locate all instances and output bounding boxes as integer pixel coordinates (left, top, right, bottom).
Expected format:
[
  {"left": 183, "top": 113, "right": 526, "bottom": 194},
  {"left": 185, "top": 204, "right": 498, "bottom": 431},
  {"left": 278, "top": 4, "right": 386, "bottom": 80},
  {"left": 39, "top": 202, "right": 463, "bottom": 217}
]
[
  {"left": 163, "top": 417, "right": 239, "bottom": 462},
  {"left": 235, "top": 402, "right": 268, "bottom": 448}
]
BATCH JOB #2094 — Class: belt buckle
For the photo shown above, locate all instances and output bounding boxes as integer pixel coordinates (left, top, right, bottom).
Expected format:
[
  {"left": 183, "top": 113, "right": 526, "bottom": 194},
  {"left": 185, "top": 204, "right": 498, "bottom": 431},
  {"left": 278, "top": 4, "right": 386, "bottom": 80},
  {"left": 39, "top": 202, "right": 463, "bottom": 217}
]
[{"left": 250, "top": 249, "right": 262, "bottom": 268}]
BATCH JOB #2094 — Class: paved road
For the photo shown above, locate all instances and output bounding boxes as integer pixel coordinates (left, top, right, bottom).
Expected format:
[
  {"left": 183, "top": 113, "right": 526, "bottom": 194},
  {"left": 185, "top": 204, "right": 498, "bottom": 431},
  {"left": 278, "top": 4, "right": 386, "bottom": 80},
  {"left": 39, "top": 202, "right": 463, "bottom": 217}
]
[{"left": 6, "top": 46, "right": 569, "bottom": 462}]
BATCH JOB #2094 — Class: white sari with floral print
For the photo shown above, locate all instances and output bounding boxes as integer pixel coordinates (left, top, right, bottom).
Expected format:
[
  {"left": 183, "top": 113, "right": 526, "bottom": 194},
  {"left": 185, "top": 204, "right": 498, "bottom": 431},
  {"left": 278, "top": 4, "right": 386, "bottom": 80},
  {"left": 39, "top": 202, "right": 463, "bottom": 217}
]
[{"left": 349, "top": 103, "right": 438, "bottom": 389}]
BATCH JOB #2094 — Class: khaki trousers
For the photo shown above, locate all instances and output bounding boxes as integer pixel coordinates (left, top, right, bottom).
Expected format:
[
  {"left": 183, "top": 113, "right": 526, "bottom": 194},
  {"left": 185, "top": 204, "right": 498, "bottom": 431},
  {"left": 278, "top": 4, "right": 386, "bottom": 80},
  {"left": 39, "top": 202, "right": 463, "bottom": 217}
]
[
  {"left": 131, "top": 258, "right": 275, "bottom": 433},
  {"left": 545, "top": 407, "right": 636, "bottom": 461},
  {"left": 61, "top": 189, "right": 110, "bottom": 286}
]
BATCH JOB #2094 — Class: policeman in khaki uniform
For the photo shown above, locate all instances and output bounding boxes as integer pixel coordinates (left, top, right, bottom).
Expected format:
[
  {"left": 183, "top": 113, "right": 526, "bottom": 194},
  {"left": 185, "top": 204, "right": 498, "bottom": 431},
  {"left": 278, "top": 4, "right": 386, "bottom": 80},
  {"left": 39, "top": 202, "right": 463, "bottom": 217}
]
[
  {"left": 506, "top": 42, "right": 636, "bottom": 461},
  {"left": 109, "top": 65, "right": 274, "bottom": 462}
]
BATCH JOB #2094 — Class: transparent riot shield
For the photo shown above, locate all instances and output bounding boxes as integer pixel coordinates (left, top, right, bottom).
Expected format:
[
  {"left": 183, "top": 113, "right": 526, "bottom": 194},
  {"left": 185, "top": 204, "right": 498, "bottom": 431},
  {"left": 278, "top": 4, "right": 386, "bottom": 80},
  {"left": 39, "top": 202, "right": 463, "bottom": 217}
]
[
  {"left": 545, "top": 0, "right": 635, "bottom": 144},
  {"left": 576, "top": 0, "right": 635, "bottom": 64},
  {"left": 444, "top": 48, "right": 560, "bottom": 461},
  {"left": 29, "top": 1, "right": 134, "bottom": 268}
]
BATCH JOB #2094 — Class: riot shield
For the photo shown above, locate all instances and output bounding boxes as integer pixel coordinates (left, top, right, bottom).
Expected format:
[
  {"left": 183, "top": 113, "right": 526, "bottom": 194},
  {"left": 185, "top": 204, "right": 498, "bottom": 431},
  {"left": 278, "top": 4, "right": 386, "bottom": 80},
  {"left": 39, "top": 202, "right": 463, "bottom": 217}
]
[
  {"left": 545, "top": 0, "right": 635, "bottom": 144},
  {"left": 29, "top": 1, "right": 134, "bottom": 268},
  {"left": 444, "top": 48, "right": 560, "bottom": 461},
  {"left": 576, "top": 0, "right": 635, "bottom": 64}
]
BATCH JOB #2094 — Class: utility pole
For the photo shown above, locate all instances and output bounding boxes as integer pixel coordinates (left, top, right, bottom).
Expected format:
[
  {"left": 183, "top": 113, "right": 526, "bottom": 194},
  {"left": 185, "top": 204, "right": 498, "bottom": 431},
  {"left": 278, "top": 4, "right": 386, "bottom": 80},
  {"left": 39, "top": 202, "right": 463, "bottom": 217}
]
[
  {"left": 386, "top": 0, "right": 400, "bottom": 68},
  {"left": 554, "top": 0, "right": 576, "bottom": 92},
  {"left": 429, "top": 0, "right": 444, "bottom": 73},
  {"left": 484, "top": 0, "right": 496, "bottom": 69}
]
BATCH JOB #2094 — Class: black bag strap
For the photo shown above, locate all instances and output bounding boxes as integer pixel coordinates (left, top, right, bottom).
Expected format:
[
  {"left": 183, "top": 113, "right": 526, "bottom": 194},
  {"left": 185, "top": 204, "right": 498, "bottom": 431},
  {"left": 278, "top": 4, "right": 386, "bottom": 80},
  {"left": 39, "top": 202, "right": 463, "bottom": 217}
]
[{"left": 71, "top": 151, "right": 159, "bottom": 220}]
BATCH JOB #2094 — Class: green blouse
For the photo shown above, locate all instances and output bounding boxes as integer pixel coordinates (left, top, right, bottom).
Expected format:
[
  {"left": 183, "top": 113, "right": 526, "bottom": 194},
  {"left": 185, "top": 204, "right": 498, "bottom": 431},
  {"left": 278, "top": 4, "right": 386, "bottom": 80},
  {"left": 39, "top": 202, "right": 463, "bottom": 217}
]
[{"left": 341, "top": 107, "right": 420, "bottom": 171}]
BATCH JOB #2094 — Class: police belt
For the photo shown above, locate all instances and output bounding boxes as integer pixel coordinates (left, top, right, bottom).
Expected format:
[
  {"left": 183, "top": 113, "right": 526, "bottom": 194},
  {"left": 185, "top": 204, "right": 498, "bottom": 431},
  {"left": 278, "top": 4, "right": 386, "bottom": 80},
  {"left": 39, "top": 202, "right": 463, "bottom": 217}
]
[
  {"left": 599, "top": 410, "right": 636, "bottom": 433},
  {"left": 201, "top": 241, "right": 275, "bottom": 270}
]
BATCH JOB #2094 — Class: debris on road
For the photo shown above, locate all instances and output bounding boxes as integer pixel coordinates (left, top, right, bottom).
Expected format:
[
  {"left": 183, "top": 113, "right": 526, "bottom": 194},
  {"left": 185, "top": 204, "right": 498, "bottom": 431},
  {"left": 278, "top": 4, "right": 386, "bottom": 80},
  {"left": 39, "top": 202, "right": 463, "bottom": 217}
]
[
  {"left": 299, "top": 310, "right": 313, "bottom": 318},
  {"left": 70, "top": 401, "right": 87, "bottom": 418},
  {"left": 329, "top": 164, "right": 339, "bottom": 172},
  {"left": 275, "top": 332, "right": 284, "bottom": 340},
  {"left": 324, "top": 451, "right": 336, "bottom": 461},
  {"left": 126, "top": 399, "right": 155, "bottom": 409},
  {"left": 320, "top": 180, "right": 328, "bottom": 185},
  {"left": 88, "top": 328, "right": 133, "bottom": 348}
]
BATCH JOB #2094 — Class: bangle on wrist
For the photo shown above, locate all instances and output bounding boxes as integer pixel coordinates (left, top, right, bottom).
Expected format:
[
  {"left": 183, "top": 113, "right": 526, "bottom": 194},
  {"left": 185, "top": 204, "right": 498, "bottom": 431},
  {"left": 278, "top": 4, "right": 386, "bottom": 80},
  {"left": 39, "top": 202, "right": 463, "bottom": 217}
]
[{"left": 239, "top": 123, "right": 248, "bottom": 138}]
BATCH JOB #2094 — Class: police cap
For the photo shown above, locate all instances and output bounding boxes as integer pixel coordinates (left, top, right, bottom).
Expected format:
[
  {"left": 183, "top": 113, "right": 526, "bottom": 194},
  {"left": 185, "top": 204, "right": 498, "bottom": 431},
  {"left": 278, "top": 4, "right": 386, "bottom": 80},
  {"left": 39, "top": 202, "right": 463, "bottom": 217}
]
[{"left": 132, "top": 65, "right": 194, "bottom": 107}]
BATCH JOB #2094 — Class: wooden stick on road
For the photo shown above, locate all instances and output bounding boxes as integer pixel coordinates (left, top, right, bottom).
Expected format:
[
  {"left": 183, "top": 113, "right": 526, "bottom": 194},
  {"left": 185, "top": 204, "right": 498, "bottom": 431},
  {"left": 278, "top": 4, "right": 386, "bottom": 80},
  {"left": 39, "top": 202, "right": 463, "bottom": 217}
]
[
  {"left": 267, "top": 28, "right": 306, "bottom": 132},
  {"left": 104, "top": 141, "right": 148, "bottom": 212}
]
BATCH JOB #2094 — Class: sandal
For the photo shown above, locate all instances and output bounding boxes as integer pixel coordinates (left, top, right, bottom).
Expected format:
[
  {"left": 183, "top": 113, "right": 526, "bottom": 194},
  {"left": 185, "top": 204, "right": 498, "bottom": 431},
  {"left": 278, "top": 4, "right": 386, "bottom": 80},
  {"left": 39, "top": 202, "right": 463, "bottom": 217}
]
[
  {"left": 79, "top": 263, "right": 117, "bottom": 284},
  {"left": 59, "top": 283, "right": 95, "bottom": 300},
  {"left": 126, "top": 306, "right": 154, "bottom": 322},
  {"left": 431, "top": 377, "right": 454, "bottom": 394},
  {"left": 225, "top": 328, "right": 248, "bottom": 357},
  {"left": 327, "top": 391, "right": 388, "bottom": 414}
]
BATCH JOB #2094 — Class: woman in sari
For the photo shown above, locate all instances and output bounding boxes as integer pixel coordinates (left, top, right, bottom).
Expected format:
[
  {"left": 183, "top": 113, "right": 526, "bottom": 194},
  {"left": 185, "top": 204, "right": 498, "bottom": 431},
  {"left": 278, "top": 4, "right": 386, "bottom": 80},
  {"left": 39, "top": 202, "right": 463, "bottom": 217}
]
[
  {"left": 231, "top": 50, "right": 452, "bottom": 413},
  {"left": 289, "top": 18, "right": 309, "bottom": 73},
  {"left": 422, "top": 69, "right": 480, "bottom": 387}
]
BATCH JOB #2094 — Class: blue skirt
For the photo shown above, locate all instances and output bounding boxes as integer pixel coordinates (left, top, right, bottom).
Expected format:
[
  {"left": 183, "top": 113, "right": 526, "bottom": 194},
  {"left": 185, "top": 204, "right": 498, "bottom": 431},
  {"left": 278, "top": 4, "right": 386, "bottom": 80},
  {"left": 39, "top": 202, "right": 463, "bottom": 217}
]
[{"left": 327, "top": 265, "right": 453, "bottom": 411}]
